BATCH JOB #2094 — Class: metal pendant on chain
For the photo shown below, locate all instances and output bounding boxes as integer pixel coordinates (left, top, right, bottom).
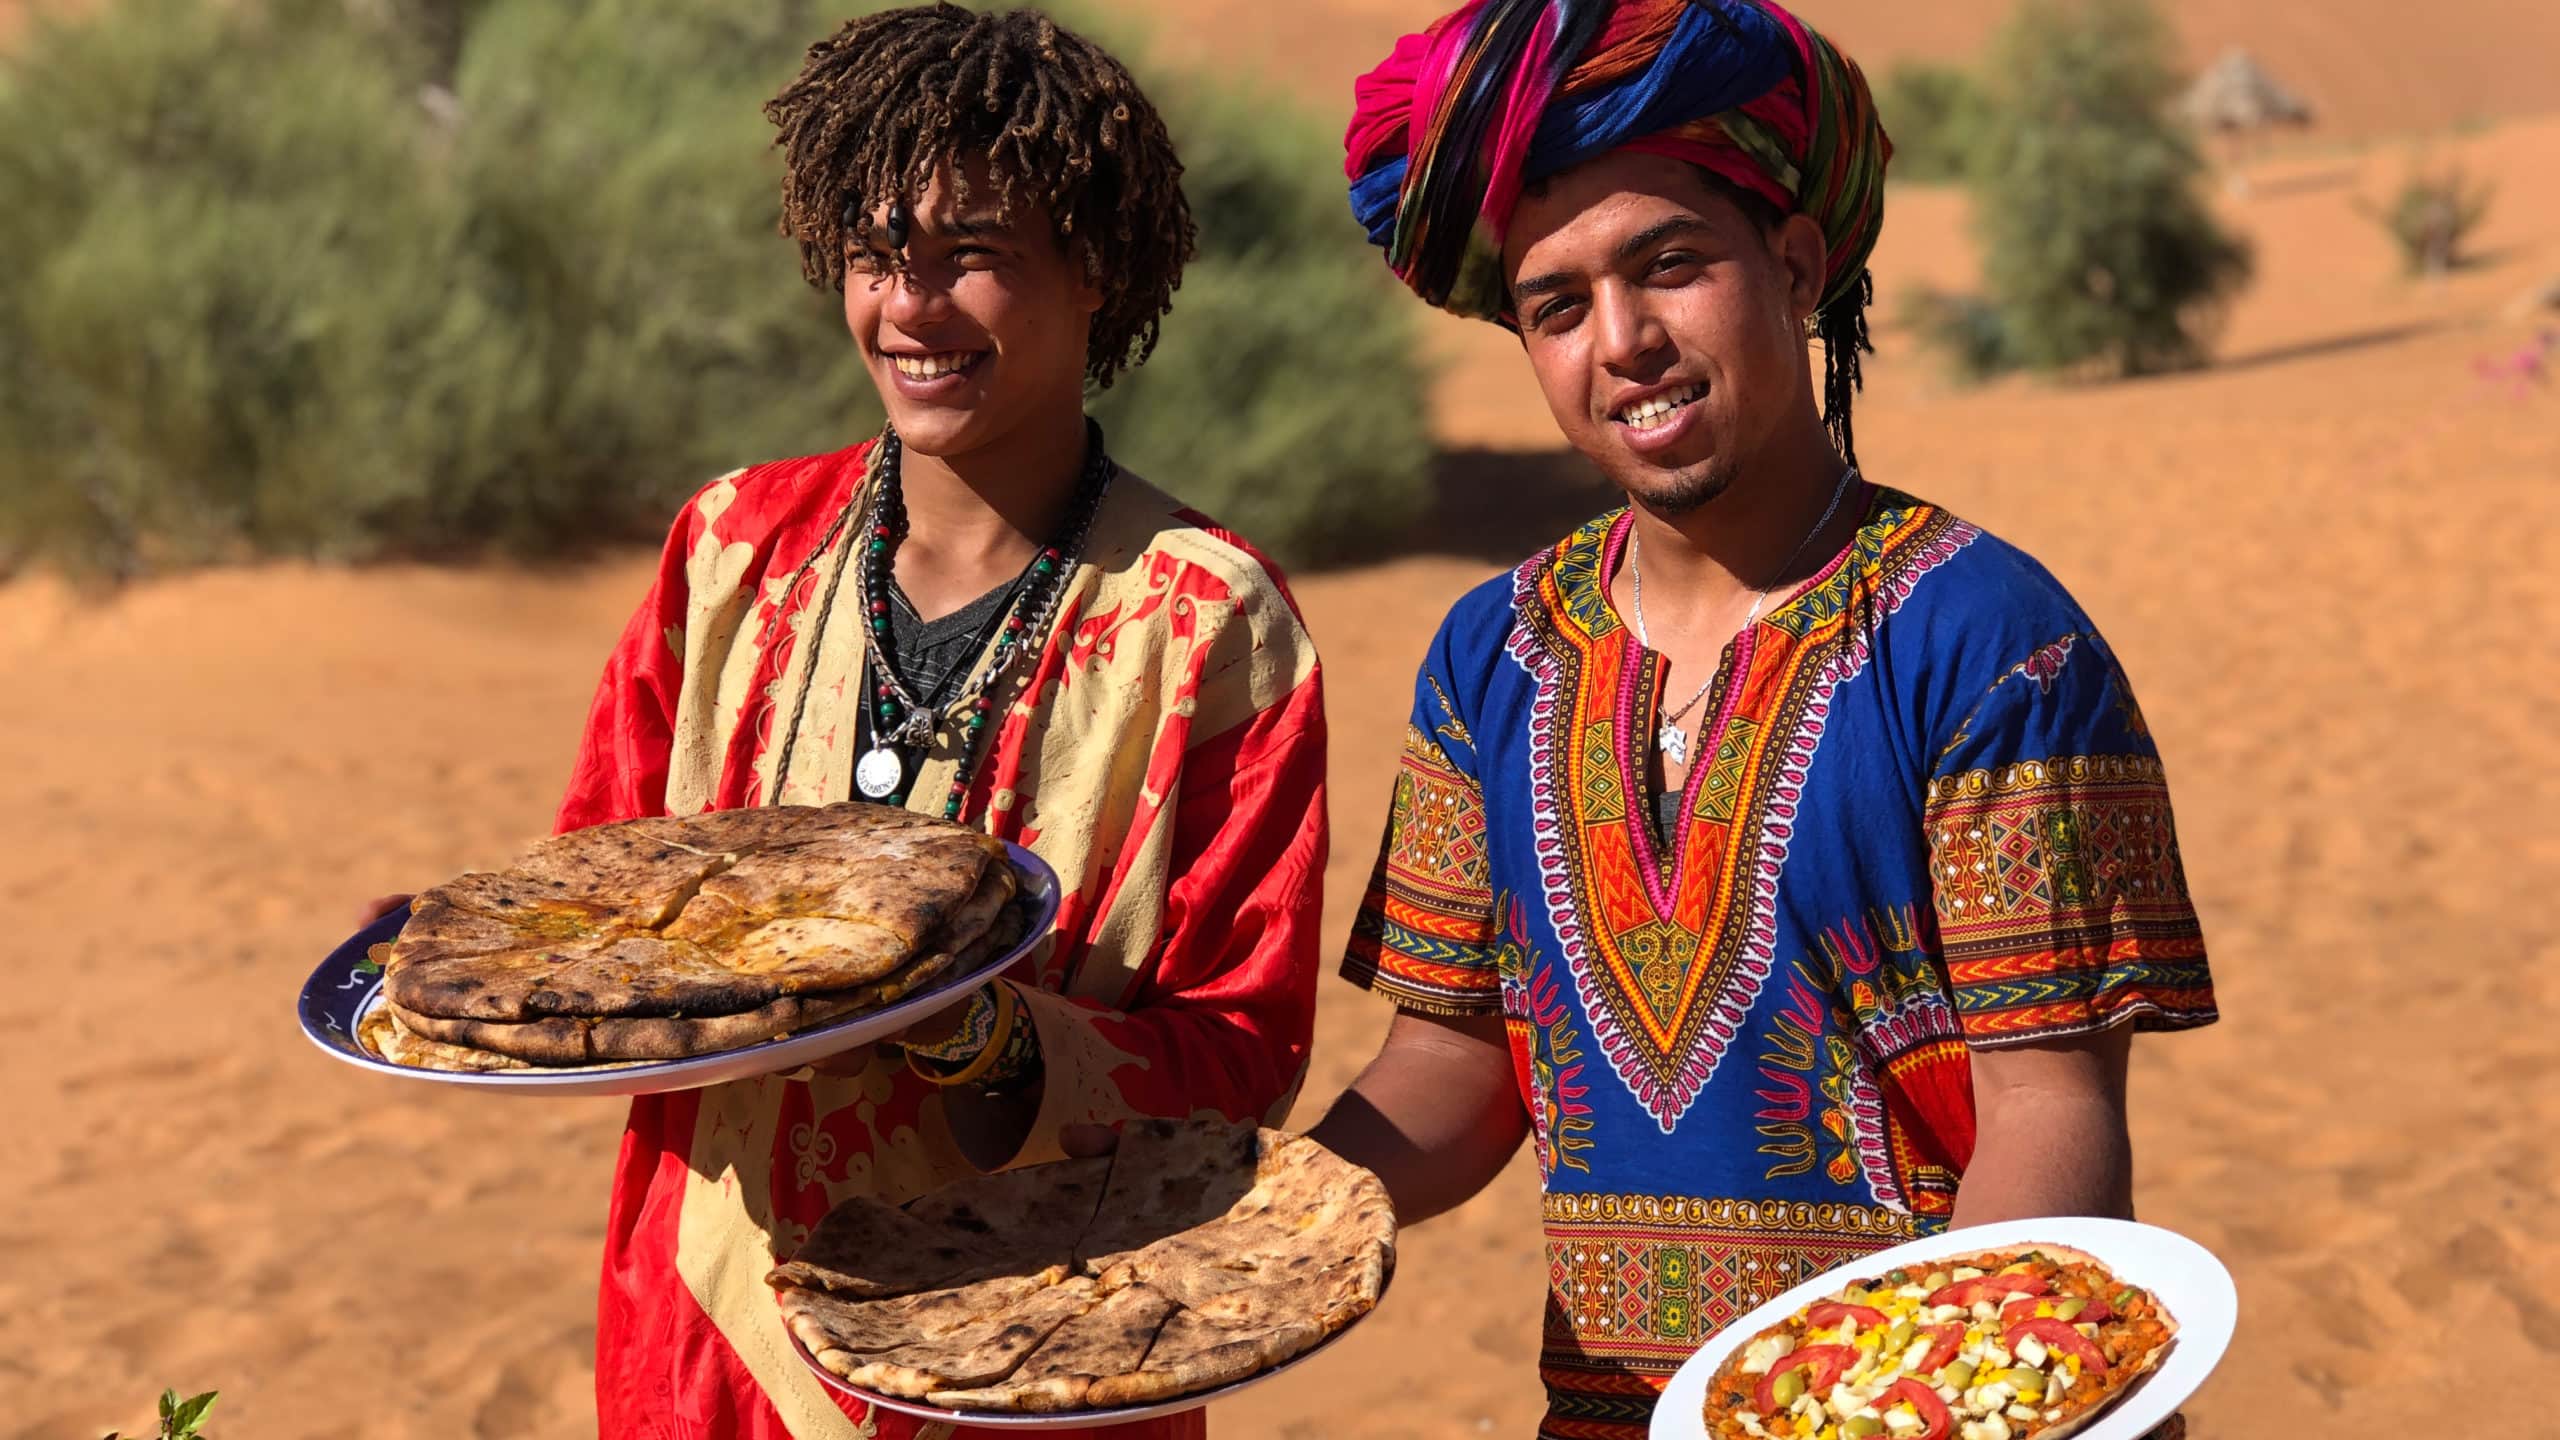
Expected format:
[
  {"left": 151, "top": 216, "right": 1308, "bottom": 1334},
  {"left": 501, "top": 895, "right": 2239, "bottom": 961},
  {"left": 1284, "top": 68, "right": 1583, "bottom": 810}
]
[
  {"left": 1632, "top": 465, "right": 1861, "bottom": 768},
  {"left": 843, "top": 423, "right": 1116, "bottom": 817}
]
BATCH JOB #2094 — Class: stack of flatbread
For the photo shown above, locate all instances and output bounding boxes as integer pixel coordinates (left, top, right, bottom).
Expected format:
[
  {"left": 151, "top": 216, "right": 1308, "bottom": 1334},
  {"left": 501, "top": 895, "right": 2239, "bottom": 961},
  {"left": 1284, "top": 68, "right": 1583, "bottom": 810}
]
[
  {"left": 357, "top": 804, "right": 1021, "bottom": 1072},
  {"left": 772, "top": 1119, "right": 1396, "bottom": 1414}
]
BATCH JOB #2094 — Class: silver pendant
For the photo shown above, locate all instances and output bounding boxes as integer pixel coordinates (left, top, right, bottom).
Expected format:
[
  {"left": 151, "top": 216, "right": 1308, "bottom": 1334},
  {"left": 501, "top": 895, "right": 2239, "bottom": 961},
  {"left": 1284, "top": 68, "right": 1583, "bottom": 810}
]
[
  {"left": 1658, "top": 723, "right": 1689, "bottom": 768},
  {"left": 855, "top": 746, "right": 904, "bottom": 800}
]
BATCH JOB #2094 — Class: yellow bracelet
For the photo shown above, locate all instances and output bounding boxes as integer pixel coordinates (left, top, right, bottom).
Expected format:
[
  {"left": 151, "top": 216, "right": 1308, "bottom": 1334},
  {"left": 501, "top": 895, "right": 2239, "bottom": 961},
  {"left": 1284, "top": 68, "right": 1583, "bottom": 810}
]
[{"left": 908, "top": 981, "right": 1019, "bottom": 1089}]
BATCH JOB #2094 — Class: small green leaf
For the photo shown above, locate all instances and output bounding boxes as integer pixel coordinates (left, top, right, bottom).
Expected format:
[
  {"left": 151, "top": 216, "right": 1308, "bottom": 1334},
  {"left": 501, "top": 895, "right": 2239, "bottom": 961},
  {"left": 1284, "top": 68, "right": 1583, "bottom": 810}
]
[
  {"left": 169, "top": 1392, "right": 219, "bottom": 1436},
  {"left": 158, "top": 1392, "right": 179, "bottom": 1423}
]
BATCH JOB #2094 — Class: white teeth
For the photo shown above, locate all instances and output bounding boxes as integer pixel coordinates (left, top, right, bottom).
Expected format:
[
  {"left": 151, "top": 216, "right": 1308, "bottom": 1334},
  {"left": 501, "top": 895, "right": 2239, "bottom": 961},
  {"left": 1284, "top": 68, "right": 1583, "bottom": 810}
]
[
  {"left": 891, "top": 352, "right": 979, "bottom": 380},
  {"left": 1615, "top": 383, "right": 1705, "bottom": 427}
]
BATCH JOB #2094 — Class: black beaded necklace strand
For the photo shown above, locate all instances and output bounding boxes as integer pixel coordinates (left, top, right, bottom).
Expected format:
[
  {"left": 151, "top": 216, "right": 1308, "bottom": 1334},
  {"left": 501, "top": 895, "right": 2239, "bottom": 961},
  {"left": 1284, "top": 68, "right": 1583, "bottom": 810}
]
[{"left": 773, "top": 422, "right": 1114, "bottom": 819}]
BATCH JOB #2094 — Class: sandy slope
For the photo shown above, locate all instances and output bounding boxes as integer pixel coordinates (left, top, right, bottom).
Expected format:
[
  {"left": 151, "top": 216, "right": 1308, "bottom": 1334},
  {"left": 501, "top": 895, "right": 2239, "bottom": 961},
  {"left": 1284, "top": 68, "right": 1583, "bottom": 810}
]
[
  {"left": 1148, "top": 0, "right": 2559, "bottom": 142},
  {"left": 9, "top": 71, "right": 2558, "bottom": 1440}
]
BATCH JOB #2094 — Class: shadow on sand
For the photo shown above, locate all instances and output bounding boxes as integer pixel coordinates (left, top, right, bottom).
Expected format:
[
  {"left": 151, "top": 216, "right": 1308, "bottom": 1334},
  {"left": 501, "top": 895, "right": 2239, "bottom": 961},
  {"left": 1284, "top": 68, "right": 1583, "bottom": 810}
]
[{"left": 2213, "top": 320, "right": 2445, "bottom": 376}]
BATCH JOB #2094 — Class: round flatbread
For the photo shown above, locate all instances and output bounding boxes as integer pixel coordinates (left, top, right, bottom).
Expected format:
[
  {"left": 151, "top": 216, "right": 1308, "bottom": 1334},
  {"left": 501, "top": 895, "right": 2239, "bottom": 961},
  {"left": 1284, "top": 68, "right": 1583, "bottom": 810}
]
[
  {"left": 769, "top": 1120, "right": 1397, "bottom": 1416},
  {"left": 364, "top": 804, "right": 1018, "bottom": 1070}
]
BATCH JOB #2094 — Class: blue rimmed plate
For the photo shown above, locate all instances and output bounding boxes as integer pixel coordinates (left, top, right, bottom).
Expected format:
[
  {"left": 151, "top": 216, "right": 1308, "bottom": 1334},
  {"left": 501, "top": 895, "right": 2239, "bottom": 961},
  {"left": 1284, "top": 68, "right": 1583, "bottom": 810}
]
[{"left": 297, "top": 842, "right": 1060, "bottom": 1097}]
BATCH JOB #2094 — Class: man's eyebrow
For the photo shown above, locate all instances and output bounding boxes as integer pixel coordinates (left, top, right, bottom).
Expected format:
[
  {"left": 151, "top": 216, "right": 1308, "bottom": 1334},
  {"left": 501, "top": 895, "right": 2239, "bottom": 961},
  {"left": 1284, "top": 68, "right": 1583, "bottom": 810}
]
[
  {"left": 1513, "top": 268, "right": 1576, "bottom": 299},
  {"left": 1614, "top": 214, "right": 1709, "bottom": 263},
  {"left": 1511, "top": 215, "right": 1712, "bottom": 299}
]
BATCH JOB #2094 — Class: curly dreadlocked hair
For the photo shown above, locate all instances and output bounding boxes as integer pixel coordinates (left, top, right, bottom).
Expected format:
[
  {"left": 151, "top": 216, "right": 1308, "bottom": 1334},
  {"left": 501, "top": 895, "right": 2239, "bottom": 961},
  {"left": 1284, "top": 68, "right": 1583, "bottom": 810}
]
[{"left": 764, "top": 4, "right": 1197, "bottom": 390}]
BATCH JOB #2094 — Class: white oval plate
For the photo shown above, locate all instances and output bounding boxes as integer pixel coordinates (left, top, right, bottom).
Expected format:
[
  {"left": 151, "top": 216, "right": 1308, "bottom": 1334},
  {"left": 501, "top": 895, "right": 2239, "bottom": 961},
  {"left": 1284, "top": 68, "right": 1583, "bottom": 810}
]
[
  {"left": 1652, "top": 1217, "right": 2236, "bottom": 1439},
  {"left": 786, "top": 1269, "right": 1391, "bottom": 1430},
  {"left": 296, "top": 844, "right": 1060, "bottom": 1097}
]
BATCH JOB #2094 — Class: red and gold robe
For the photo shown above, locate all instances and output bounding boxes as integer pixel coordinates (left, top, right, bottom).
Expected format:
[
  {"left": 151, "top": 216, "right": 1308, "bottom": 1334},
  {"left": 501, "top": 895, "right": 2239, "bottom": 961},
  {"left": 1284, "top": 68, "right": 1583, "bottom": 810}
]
[{"left": 555, "top": 439, "right": 1327, "bottom": 1439}]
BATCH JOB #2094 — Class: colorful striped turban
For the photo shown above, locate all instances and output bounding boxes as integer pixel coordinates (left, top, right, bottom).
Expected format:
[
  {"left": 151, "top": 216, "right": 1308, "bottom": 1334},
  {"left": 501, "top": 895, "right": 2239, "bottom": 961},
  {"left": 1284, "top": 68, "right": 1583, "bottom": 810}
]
[{"left": 1344, "top": 0, "right": 1891, "bottom": 456}]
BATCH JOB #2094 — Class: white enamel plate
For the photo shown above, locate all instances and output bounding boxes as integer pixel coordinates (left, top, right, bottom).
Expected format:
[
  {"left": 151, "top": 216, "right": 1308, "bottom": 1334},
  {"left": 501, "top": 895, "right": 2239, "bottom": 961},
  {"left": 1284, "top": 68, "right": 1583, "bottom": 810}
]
[
  {"left": 1652, "top": 1217, "right": 2237, "bottom": 1439},
  {"left": 296, "top": 843, "right": 1060, "bottom": 1098}
]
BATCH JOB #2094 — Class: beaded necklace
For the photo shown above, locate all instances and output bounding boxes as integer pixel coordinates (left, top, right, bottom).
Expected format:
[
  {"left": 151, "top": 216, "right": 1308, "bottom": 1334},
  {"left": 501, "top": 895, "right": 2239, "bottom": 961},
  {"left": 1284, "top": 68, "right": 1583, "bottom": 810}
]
[{"left": 772, "top": 423, "right": 1114, "bottom": 819}]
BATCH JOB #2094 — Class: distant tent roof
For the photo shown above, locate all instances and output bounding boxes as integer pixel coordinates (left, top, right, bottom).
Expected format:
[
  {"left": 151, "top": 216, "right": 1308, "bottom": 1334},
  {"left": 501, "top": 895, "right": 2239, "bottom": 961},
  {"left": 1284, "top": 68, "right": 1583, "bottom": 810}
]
[{"left": 2180, "top": 48, "right": 2315, "bottom": 133}]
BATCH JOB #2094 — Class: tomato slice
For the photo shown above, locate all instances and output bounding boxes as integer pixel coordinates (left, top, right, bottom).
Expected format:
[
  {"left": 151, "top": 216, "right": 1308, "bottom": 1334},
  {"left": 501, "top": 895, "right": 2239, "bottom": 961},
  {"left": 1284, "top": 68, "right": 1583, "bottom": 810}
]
[
  {"left": 1804, "top": 1301, "right": 1890, "bottom": 1331},
  {"left": 2076, "top": 1293, "right": 2116, "bottom": 1325},
  {"left": 1927, "top": 1272, "right": 2050, "bottom": 1308},
  {"left": 1913, "top": 1321, "right": 1966, "bottom": 1374},
  {"left": 2004, "top": 1317, "right": 2111, "bottom": 1373},
  {"left": 1879, "top": 1378, "right": 1954, "bottom": 1440},
  {"left": 1751, "top": 1344, "right": 1860, "bottom": 1414}
]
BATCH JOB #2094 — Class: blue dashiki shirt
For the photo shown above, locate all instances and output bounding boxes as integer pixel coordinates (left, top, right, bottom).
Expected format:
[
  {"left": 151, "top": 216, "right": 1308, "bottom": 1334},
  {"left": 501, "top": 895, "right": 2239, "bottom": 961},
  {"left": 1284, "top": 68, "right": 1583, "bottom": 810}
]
[{"left": 1342, "top": 486, "right": 2217, "bottom": 1440}]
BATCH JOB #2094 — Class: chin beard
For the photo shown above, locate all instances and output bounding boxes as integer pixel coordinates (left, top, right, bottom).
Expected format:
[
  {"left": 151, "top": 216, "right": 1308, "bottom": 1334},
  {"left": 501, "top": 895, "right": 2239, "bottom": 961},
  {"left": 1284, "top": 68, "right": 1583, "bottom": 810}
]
[{"left": 1623, "top": 457, "right": 1736, "bottom": 516}]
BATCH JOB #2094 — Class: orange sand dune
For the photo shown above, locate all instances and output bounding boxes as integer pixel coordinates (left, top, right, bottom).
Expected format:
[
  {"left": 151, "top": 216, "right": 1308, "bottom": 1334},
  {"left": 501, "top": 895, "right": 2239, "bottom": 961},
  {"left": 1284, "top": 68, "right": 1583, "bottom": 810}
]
[
  {"left": 1153, "top": 0, "right": 2557, "bottom": 142},
  {"left": 10, "top": 62, "right": 2559, "bottom": 1440}
]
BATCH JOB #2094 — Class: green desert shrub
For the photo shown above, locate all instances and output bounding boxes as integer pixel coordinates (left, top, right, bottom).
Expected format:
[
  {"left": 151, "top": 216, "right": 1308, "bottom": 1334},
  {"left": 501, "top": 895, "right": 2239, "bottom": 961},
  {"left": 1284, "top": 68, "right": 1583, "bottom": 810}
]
[
  {"left": 1898, "top": 286, "right": 2015, "bottom": 383},
  {"left": 1092, "top": 83, "right": 1432, "bottom": 564},
  {"left": 0, "top": 0, "right": 1430, "bottom": 576},
  {"left": 2364, "top": 167, "right": 2495, "bottom": 276},
  {"left": 1876, "top": 62, "right": 1994, "bottom": 184},
  {"left": 1910, "top": 0, "right": 2252, "bottom": 381}
]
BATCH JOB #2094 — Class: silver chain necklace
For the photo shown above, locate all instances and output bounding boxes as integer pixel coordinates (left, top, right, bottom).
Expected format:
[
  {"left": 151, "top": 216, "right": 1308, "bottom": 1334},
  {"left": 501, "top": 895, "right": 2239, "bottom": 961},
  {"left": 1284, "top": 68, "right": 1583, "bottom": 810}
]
[{"left": 1630, "top": 465, "right": 1860, "bottom": 767}]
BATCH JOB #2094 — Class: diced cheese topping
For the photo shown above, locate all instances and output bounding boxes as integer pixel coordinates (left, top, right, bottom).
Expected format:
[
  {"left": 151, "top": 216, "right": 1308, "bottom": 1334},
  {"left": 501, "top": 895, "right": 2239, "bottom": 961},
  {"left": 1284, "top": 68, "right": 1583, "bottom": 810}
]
[
  {"left": 1882, "top": 1410, "right": 1924, "bottom": 1436},
  {"left": 1742, "top": 1335, "right": 1796, "bottom": 1375},
  {"left": 2014, "top": 1336, "right": 2049, "bottom": 1368}
]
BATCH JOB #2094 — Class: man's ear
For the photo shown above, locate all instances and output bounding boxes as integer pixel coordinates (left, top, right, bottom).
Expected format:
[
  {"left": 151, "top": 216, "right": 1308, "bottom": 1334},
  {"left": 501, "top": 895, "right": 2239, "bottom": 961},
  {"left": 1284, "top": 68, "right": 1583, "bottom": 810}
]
[{"left": 1774, "top": 212, "right": 1828, "bottom": 326}]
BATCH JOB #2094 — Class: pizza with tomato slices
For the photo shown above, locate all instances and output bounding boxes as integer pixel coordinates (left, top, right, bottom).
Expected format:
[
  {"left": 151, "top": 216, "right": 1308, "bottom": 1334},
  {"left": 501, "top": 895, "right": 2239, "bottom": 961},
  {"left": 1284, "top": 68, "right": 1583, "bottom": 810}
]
[{"left": 1700, "top": 1245, "right": 2176, "bottom": 1440}]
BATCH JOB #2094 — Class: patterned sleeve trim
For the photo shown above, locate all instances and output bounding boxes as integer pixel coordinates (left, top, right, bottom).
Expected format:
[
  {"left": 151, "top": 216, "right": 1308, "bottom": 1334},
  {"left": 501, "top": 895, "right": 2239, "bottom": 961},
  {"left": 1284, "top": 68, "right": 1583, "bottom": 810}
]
[
  {"left": 905, "top": 981, "right": 1044, "bottom": 1092},
  {"left": 1341, "top": 724, "right": 1503, "bottom": 1015},
  {"left": 1926, "top": 754, "right": 2217, "bottom": 1046}
]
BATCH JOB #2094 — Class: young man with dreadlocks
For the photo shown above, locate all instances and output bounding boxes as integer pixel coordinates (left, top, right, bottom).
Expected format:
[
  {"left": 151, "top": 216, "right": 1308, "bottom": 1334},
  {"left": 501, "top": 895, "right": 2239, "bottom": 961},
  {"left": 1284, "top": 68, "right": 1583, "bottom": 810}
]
[
  {"left": 553, "top": 8, "right": 1321, "bottom": 1435},
  {"left": 1304, "top": 3, "right": 2217, "bottom": 1436}
]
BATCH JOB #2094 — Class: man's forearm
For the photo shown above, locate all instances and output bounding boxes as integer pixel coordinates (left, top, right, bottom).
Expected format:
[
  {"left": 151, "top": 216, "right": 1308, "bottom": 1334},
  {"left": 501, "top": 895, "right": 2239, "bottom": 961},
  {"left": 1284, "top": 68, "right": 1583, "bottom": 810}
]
[
  {"left": 1310, "top": 1085, "right": 1522, "bottom": 1226},
  {"left": 1308, "top": 1011, "right": 1526, "bottom": 1226},
  {"left": 1950, "top": 1088, "right": 2134, "bottom": 1229}
]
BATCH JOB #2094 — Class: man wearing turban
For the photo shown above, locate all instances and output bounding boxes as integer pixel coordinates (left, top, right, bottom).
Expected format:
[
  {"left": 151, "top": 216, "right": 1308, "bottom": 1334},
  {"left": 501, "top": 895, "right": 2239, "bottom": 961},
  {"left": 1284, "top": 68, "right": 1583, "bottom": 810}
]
[{"left": 1307, "top": 4, "right": 2217, "bottom": 1436}]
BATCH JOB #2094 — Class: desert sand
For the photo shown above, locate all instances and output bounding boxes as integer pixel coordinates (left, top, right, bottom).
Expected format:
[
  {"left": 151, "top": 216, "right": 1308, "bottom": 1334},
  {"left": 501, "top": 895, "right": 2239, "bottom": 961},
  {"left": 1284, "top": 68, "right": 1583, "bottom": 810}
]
[{"left": 10, "top": 9, "right": 2558, "bottom": 1436}]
